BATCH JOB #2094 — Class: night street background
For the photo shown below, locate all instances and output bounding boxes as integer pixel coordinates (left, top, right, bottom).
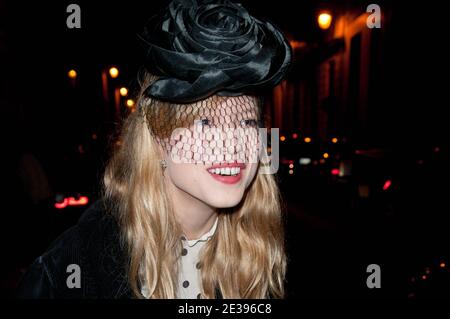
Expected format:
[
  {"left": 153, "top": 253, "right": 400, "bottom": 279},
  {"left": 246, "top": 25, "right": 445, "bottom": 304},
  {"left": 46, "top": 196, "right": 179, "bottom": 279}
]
[{"left": 1, "top": 0, "right": 449, "bottom": 298}]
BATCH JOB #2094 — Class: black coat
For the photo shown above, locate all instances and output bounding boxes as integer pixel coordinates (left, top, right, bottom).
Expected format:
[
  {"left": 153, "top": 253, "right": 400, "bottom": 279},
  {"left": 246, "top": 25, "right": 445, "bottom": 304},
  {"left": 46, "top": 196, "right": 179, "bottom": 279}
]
[
  {"left": 16, "top": 199, "right": 134, "bottom": 298},
  {"left": 17, "top": 199, "right": 224, "bottom": 299}
]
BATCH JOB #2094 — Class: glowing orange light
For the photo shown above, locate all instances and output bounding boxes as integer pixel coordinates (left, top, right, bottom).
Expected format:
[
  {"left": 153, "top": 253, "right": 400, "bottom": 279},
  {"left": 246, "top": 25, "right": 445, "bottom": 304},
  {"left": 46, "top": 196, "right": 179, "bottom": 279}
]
[
  {"left": 290, "top": 40, "right": 307, "bottom": 50},
  {"left": 382, "top": 180, "right": 392, "bottom": 191},
  {"left": 292, "top": 133, "right": 298, "bottom": 139},
  {"left": 280, "top": 135, "right": 286, "bottom": 142},
  {"left": 55, "top": 196, "right": 89, "bottom": 209},
  {"left": 304, "top": 137, "right": 311, "bottom": 143},
  {"left": 318, "top": 12, "right": 332, "bottom": 30},
  {"left": 119, "top": 87, "right": 128, "bottom": 96},
  {"left": 126, "top": 99, "right": 135, "bottom": 107},
  {"left": 332, "top": 138, "right": 338, "bottom": 144},
  {"left": 68, "top": 196, "right": 89, "bottom": 206},
  {"left": 109, "top": 67, "right": 119, "bottom": 78},
  {"left": 68, "top": 69, "right": 77, "bottom": 79},
  {"left": 440, "top": 262, "right": 446, "bottom": 268},
  {"left": 323, "top": 153, "right": 329, "bottom": 159}
]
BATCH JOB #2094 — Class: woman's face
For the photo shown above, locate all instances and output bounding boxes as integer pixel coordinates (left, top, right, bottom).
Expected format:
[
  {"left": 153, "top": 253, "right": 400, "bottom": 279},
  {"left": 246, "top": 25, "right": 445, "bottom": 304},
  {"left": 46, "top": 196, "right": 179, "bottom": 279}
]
[{"left": 163, "top": 95, "right": 260, "bottom": 208}]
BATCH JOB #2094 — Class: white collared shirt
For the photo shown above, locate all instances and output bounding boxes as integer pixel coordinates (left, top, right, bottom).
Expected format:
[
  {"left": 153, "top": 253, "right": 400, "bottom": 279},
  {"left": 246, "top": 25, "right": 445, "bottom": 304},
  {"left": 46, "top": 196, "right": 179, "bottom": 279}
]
[
  {"left": 177, "top": 217, "right": 218, "bottom": 299},
  {"left": 140, "top": 217, "right": 218, "bottom": 299}
]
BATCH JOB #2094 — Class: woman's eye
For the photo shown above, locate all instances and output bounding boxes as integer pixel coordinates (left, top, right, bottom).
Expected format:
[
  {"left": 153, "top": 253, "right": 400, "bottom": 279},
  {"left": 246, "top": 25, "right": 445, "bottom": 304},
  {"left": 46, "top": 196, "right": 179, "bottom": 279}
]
[
  {"left": 196, "top": 118, "right": 210, "bottom": 126},
  {"left": 240, "top": 119, "right": 258, "bottom": 127}
]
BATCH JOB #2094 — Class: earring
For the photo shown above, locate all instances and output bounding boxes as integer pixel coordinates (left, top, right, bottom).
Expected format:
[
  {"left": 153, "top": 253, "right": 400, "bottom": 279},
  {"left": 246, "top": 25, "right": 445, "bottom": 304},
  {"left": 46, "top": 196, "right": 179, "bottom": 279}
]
[{"left": 160, "top": 159, "right": 167, "bottom": 169}]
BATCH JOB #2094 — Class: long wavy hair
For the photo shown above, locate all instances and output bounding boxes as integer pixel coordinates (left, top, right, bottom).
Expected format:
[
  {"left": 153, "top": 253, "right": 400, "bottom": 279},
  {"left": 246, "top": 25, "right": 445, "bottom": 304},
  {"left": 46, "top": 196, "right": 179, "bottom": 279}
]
[{"left": 102, "top": 70, "right": 286, "bottom": 298}]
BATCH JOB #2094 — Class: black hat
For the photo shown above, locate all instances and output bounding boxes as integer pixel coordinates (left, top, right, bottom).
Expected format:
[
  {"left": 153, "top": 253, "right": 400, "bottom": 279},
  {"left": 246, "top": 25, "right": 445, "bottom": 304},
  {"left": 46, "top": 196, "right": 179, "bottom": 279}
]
[{"left": 139, "top": 0, "right": 292, "bottom": 104}]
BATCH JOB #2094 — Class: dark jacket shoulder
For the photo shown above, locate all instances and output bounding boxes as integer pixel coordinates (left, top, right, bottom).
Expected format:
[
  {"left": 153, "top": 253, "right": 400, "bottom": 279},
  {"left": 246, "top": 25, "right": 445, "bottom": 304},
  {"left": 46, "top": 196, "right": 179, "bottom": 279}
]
[{"left": 16, "top": 199, "right": 132, "bottom": 299}]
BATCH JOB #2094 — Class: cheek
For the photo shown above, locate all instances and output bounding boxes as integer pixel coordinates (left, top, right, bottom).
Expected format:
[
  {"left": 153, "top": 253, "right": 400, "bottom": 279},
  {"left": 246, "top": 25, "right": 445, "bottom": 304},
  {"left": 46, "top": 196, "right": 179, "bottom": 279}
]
[
  {"left": 167, "top": 164, "right": 200, "bottom": 188},
  {"left": 166, "top": 162, "right": 259, "bottom": 209},
  {"left": 244, "top": 163, "right": 259, "bottom": 188}
]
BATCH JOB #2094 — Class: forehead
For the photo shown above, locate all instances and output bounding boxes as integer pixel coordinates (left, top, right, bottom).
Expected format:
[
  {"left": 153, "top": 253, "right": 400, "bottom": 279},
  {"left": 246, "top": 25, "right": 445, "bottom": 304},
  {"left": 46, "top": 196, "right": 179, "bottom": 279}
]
[{"left": 193, "top": 95, "right": 259, "bottom": 115}]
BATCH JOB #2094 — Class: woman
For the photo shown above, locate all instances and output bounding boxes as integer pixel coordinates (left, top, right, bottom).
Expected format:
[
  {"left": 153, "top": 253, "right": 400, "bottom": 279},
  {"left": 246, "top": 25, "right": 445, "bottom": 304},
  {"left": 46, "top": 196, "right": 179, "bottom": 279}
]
[{"left": 17, "top": 0, "right": 292, "bottom": 299}]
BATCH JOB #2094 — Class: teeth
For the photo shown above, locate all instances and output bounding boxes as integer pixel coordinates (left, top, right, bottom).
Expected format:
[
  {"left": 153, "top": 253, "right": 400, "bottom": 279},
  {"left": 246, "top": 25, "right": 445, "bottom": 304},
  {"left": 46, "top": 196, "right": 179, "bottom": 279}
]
[{"left": 208, "top": 166, "right": 241, "bottom": 176}]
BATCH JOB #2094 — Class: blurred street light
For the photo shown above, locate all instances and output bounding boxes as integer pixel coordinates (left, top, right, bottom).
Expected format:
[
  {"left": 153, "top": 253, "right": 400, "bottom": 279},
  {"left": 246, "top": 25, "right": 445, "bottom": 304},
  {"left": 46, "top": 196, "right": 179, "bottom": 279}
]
[
  {"left": 109, "top": 67, "right": 119, "bottom": 78},
  {"left": 68, "top": 69, "right": 77, "bottom": 79},
  {"left": 318, "top": 12, "right": 332, "bottom": 30},
  {"left": 120, "top": 87, "right": 128, "bottom": 96},
  {"left": 382, "top": 179, "right": 392, "bottom": 191},
  {"left": 299, "top": 158, "right": 311, "bottom": 165},
  {"left": 126, "top": 99, "right": 135, "bottom": 108}
]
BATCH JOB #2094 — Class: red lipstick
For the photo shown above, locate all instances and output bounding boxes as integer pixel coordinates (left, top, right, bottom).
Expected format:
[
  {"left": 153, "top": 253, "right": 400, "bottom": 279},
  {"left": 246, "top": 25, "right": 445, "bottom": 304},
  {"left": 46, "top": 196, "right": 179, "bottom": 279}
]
[{"left": 206, "top": 162, "right": 246, "bottom": 185}]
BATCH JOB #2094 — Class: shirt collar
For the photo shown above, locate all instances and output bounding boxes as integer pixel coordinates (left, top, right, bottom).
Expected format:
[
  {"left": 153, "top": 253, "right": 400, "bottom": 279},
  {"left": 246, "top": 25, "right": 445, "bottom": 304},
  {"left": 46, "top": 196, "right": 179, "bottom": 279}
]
[{"left": 182, "top": 216, "right": 218, "bottom": 248}]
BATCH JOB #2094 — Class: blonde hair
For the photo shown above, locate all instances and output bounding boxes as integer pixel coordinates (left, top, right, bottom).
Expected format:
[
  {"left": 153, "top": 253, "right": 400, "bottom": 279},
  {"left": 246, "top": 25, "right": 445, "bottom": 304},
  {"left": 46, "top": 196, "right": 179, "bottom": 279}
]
[{"left": 102, "top": 70, "right": 286, "bottom": 298}]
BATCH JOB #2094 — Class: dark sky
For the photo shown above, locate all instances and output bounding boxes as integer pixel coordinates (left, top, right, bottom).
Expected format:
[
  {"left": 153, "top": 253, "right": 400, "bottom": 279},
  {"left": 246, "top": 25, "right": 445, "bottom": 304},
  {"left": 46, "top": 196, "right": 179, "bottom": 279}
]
[
  {"left": 2, "top": 0, "right": 320, "bottom": 153},
  {"left": 4, "top": 0, "right": 315, "bottom": 65},
  {"left": 2, "top": 0, "right": 449, "bottom": 150}
]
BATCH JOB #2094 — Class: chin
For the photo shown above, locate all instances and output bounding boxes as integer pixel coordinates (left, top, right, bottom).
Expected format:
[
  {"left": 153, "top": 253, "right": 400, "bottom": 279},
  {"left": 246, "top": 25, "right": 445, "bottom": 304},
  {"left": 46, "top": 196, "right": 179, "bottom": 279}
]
[{"left": 205, "top": 190, "right": 245, "bottom": 209}]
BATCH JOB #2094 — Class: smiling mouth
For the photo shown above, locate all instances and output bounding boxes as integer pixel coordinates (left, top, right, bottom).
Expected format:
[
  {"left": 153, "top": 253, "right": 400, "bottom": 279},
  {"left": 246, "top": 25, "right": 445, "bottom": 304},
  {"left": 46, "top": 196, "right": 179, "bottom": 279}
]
[{"left": 206, "top": 162, "right": 246, "bottom": 184}]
